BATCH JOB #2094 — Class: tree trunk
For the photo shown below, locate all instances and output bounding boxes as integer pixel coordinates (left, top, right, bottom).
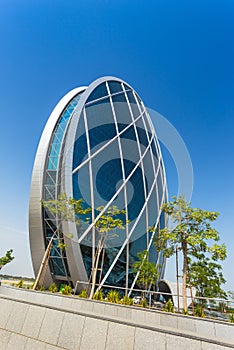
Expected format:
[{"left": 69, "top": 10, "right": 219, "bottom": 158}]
[
  {"left": 89, "top": 235, "right": 105, "bottom": 299},
  {"left": 32, "top": 232, "right": 56, "bottom": 290},
  {"left": 182, "top": 241, "right": 188, "bottom": 311},
  {"left": 176, "top": 245, "right": 180, "bottom": 312}
]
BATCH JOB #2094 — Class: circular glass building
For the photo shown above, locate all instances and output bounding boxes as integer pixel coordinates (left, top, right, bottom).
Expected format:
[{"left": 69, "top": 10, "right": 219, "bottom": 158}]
[{"left": 29, "top": 76, "right": 168, "bottom": 293}]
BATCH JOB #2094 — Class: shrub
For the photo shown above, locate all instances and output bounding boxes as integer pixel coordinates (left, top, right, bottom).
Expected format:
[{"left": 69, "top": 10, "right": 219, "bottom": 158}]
[
  {"left": 140, "top": 298, "right": 147, "bottom": 308},
  {"left": 16, "top": 280, "right": 24, "bottom": 288},
  {"left": 121, "top": 295, "right": 133, "bottom": 305},
  {"left": 40, "top": 286, "right": 46, "bottom": 291},
  {"left": 229, "top": 313, "right": 234, "bottom": 323},
  {"left": 182, "top": 308, "right": 189, "bottom": 315},
  {"left": 79, "top": 289, "right": 88, "bottom": 298},
  {"left": 49, "top": 283, "right": 58, "bottom": 293},
  {"left": 61, "top": 285, "right": 73, "bottom": 295},
  {"left": 59, "top": 283, "right": 65, "bottom": 292},
  {"left": 106, "top": 290, "right": 120, "bottom": 303},
  {"left": 93, "top": 289, "right": 104, "bottom": 301},
  {"left": 163, "top": 299, "right": 175, "bottom": 313},
  {"left": 218, "top": 301, "right": 227, "bottom": 313},
  {"left": 194, "top": 304, "right": 205, "bottom": 318}
]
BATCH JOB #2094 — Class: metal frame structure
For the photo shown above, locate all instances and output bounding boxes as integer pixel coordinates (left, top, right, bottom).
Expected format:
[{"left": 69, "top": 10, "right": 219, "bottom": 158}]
[{"left": 29, "top": 76, "right": 168, "bottom": 292}]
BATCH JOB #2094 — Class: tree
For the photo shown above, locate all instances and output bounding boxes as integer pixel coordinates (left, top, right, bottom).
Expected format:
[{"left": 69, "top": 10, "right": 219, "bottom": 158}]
[
  {"left": 188, "top": 256, "right": 227, "bottom": 305},
  {"left": 228, "top": 290, "right": 234, "bottom": 301},
  {"left": 33, "top": 193, "right": 91, "bottom": 290},
  {"left": 0, "top": 250, "right": 14, "bottom": 270},
  {"left": 87, "top": 205, "right": 128, "bottom": 299},
  {"left": 133, "top": 250, "right": 159, "bottom": 299},
  {"left": 154, "top": 196, "right": 227, "bottom": 311},
  {"left": 36, "top": 194, "right": 127, "bottom": 297}
]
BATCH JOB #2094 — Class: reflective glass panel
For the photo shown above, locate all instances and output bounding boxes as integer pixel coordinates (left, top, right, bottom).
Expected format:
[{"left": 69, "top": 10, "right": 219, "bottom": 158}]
[
  {"left": 86, "top": 82, "right": 108, "bottom": 103},
  {"left": 127, "top": 91, "right": 141, "bottom": 120},
  {"left": 112, "top": 93, "right": 132, "bottom": 126},
  {"left": 108, "top": 81, "right": 123, "bottom": 94}
]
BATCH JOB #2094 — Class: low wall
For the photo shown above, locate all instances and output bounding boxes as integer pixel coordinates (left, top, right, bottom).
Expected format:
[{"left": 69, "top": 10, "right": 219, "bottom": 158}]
[{"left": 0, "top": 285, "right": 233, "bottom": 350}]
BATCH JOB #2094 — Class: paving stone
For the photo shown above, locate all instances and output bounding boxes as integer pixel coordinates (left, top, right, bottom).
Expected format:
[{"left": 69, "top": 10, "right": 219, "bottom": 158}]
[
  {"left": 214, "top": 322, "right": 234, "bottom": 343},
  {"left": 5, "top": 301, "right": 29, "bottom": 333},
  {"left": 57, "top": 312, "right": 85, "bottom": 350},
  {"left": 201, "top": 341, "right": 231, "bottom": 350},
  {"left": 134, "top": 328, "right": 166, "bottom": 350},
  {"left": 0, "top": 299, "right": 15, "bottom": 329},
  {"left": 38, "top": 308, "right": 64, "bottom": 345},
  {"left": 0, "top": 329, "right": 11, "bottom": 350},
  {"left": 105, "top": 321, "right": 135, "bottom": 350},
  {"left": 25, "top": 338, "right": 47, "bottom": 350},
  {"left": 166, "top": 334, "right": 201, "bottom": 350},
  {"left": 46, "top": 345, "right": 63, "bottom": 350},
  {"left": 6, "top": 333, "right": 27, "bottom": 350},
  {"left": 80, "top": 317, "right": 108, "bottom": 350},
  {"left": 21, "top": 304, "right": 46, "bottom": 338}
]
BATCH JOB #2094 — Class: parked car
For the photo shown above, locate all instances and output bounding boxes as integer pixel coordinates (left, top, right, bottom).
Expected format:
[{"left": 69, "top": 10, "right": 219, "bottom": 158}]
[{"left": 133, "top": 296, "right": 142, "bottom": 305}]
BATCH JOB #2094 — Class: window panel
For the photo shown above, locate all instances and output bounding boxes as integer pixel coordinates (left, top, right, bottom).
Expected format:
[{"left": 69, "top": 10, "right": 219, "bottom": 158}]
[
  {"left": 126, "top": 163, "right": 145, "bottom": 221},
  {"left": 157, "top": 167, "right": 164, "bottom": 206},
  {"left": 129, "top": 207, "right": 147, "bottom": 254},
  {"left": 108, "top": 81, "right": 123, "bottom": 94},
  {"left": 86, "top": 82, "right": 108, "bottom": 103},
  {"left": 91, "top": 140, "right": 121, "bottom": 208},
  {"left": 86, "top": 98, "right": 116, "bottom": 143},
  {"left": 142, "top": 148, "right": 155, "bottom": 195},
  {"left": 73, "top": 112, "right": 88, "bottom": 170},
  {"left": 73, "top": 162, "right": 91, "bottom": 211},
  {"left": 112, "top": 93, "right": 132, "bottom": 126},
  {"left": 127, "top": 91, "right": 141, "bottom": 120},
  {"left": 120, "top": 125, "right": 140, "bottom": 169}
]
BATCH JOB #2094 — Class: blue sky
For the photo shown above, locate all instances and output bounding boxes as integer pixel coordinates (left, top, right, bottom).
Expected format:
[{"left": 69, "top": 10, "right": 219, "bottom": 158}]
[{"left": 0, "top": 1, "right": 233, "bottom": 290}]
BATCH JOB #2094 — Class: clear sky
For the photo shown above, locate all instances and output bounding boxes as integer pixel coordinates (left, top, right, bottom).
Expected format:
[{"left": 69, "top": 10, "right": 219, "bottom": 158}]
[{"left": 0, "top": 1, "right": 233, "bottom": 290}]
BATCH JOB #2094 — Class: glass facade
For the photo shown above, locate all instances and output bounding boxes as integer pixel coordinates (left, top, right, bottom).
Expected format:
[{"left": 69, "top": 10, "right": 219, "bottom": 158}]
[
  {"left": 29, "top": 77, "right": 168, "bottom": 292},
  {"left": 43, "top": 93, "right": 84, "bottom": 279}
]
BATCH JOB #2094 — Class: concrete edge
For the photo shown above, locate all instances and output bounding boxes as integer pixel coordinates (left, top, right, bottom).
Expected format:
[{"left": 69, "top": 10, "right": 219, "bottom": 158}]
[
  {"left": 1, "top": 285, "right": 232, "bottom": 326},
  {"left": 0, "top": 293, "right": 234, "bottom": 348}
]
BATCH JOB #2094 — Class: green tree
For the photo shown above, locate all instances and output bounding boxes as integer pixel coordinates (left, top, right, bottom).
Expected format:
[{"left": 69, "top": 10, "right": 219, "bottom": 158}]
[
  {"left": 0, "top": 250, "right": 14, "bottom": 270},
  {"left": 154, "top": 196, "right": 227, "bottom": 311},
  {"left": 228, "top": 290, "right": 234, "bottom": 301},
  {"left": 37, "top": 194, "right": 127, "bottom": 298},
  {"left": 87, "top": 205, "right": 128, "bottom": 299},
  {"left": 188, "top": 256, "right": 227, "bottom": 304},
  {"left": 33, "top": 193, "right": 91, "bottom": 290},
  {"left": 133, "top": 250, "right": 159, "bottom": 299}
]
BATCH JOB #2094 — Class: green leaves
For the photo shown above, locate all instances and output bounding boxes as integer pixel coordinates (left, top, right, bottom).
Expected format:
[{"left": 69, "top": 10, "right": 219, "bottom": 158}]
[
  {"left": 41, "top": 193, "right": 93, "bottom": 250},
  {"left": 154, "top": 195, "right": 227, "bottom": 307},
  {"left": 209, "top": 243, "right": 227, "bottom": 261},
  {"left": 154, "top": 196, "right": 226, "bottom": 262},
  {"left": 133, "top": 250, "right": 159, "bottom": 290},
  {"left": 0, "top": 249, "right": 14, "bottom": 269},
  {"left": 92, "top": 205, "right": 127, "bottom": 237},
  {"left": 189, "top": 257, "right": 227, "bottom": 300},
  {"left": 42, "top": 193, "right": 91, "bottom": 226}
]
